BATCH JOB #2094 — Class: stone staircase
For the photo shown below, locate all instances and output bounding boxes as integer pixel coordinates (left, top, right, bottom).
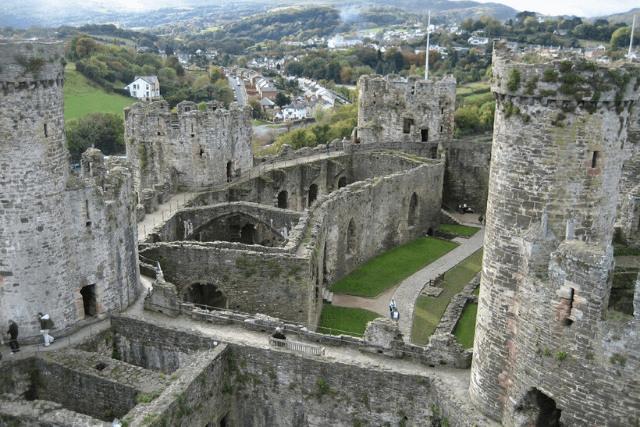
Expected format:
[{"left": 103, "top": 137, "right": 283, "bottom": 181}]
[
  {"left": 441, "top": 208, "right": 463, "bottom": 225},
  {"left": 322, "top": 288, "right": 334, "bottom": 304}
]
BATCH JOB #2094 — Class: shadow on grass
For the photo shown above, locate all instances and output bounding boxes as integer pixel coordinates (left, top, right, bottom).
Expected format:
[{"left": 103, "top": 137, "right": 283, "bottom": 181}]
[
  {"left": 411, "top": 249, "right": 483, "bottom": 345},
  {"left": 318, "top": 305, "right": 381, "bottom": 337},
  {"left": 330, "top": 237, "right": 459, "bottom": 298}
]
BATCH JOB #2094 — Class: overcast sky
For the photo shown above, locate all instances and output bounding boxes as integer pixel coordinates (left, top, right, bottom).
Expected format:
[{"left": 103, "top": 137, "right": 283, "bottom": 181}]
[{"left": 473, "top": 0, "right": 638, "bottom": 18}]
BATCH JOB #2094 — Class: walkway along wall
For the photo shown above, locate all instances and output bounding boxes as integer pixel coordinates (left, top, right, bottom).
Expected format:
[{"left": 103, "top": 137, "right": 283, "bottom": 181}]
[{"left": 470, "top": 40, "right": 640, "bottom": 426}]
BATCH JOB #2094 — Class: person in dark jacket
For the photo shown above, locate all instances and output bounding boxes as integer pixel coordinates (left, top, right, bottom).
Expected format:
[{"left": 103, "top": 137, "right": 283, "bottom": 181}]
[
  {"left": 271, "top": 327, "right": 286, "bottom": 340},
  {"left": 37, "top": 313, "right": 55, "bottom": 346},
  {"left": 7, "top": 320, "right": 19, "bottom": 354}
]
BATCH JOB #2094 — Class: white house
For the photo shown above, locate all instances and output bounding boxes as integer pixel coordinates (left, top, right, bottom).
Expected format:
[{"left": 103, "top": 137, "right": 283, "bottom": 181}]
[
  {"left": 125, "top": 76, "right": 160, "bottom": 101},
  {"left": 274, "top": 102, "right": 307, "bottom": 122}
]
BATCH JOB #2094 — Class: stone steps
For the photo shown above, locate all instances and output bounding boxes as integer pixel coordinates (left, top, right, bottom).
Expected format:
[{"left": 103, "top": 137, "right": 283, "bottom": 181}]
[
  {"left": 322, "top": 288, "right": 334, "bottom": 303},
  {"left": 441, "top": 208, "right": 462, "bottom": 225}
]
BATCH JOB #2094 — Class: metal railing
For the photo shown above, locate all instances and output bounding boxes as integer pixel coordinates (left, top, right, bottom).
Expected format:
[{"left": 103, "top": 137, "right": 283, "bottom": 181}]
[{"left": 268, "top": 336, "right": 325, "bottom": 356}]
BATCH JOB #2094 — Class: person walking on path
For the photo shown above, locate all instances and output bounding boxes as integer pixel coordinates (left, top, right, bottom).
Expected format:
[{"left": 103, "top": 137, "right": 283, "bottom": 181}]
[
  {"left": 38, "top": 313, "right": 55, "bottom": 346},
  {"left": 389, "top": 299, "right": 397, "bottom": 318},
  {"left": 6, "top": 320, "right": 19, "bottom": 354},
  {"left": 392, "top": 308, "right": 400, "bottom": 322},
  {"left": 325, "top": 141, "right": 330, "bottom": 156}
]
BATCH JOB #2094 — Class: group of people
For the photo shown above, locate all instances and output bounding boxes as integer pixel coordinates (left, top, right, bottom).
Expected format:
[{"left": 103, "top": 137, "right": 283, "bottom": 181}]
[
  {"left": 389, "top": 299, "right": 400, "bottom": 321},
  {"left": 2, "top": 313, "right": 55, "bottom": 357}
]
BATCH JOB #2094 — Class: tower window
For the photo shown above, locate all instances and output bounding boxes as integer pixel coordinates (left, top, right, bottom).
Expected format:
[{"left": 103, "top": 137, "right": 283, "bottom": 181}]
[
  {"left": 403, "top": 118, "right": 414, "bottom": 134},
  {"left": 591, "top": 151, "right": 599, "bottom": 168}
]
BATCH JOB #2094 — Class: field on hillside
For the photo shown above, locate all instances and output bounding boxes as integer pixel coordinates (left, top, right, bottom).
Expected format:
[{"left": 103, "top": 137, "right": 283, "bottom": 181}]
[{"left": 64, "top": 63, "right": 136, "bottom": 122}]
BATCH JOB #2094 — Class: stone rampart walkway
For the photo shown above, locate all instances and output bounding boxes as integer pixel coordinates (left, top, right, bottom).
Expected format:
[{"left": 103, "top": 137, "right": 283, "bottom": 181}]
[{"left": 136, "top": 150, "right": 346, "bottom": 241}]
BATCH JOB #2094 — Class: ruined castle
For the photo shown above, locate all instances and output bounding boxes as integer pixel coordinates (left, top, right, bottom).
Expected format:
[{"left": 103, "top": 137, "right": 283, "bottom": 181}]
[{"left": 1, "top": 38, "right": 639, "bottom": 426}]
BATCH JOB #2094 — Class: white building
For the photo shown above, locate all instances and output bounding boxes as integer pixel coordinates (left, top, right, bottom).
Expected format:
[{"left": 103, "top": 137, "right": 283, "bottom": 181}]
[{"left": 125, "top": 76, "right": 160, "bottom": 101}]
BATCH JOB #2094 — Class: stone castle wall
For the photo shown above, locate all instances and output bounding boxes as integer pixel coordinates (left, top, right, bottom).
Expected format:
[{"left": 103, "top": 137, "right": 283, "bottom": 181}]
[
  {"left": 356, "top": 74, "right": 456, "bottom": 144},
  {"left": 470, "top": 40, "right": 640, "bottom": 426},
  {"left": 140, "top": 155, "right": 444, "bottom": 327},
  {"left": 124, "top": 100, "right": 253, "bottom": 213},
  {"left": 0, "top": 40, "right": 140, "bottom": 338}
]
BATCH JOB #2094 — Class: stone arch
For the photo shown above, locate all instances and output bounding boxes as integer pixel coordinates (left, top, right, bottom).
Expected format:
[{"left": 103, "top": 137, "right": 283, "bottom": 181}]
[
  {"left": 181, "top": 282, "right": 227, "bottom": 310},
  {"left": 338, "top": 177, "right": 347, "bottom": 189},
  {"left": 408, "top": 193, "right": 418, "bottom": 227},
  {"left": 308, "top": 184, "right": 318, "bottom": 207},
  {"left": 514, "top": 388, "right": 562, "bottom": 427},
  {"left": 346, "top": 218, "right": 357, "bottom": 254},
  {"left": 427, "top": 227, "right": 434, "bottom": 236},
  {"left": 188, "top": 213, "right": 284, "bottom": 247},
  {"left": 277, "top": 191, "right": 288, "bottom": 209}
]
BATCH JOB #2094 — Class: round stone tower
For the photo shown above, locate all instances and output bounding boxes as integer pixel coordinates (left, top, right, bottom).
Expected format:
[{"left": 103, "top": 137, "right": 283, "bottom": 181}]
[
  {"left": 470, "top": 40, "right": 640, "bottom": 426},
  {"left": 0, "top": 40, "right": 72, "bottom": 330}
]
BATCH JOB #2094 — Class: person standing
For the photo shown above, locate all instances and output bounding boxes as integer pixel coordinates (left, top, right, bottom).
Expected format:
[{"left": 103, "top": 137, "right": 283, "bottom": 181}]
[
  {"left": 271, "top": 327, "right": 286, "bottom": 340},
  {"left": 325, "top": 141, "right": 330, "bottom": 156},
  {"left": 38, "top": 313, "right": 55, "bottom": 346},
  {"left": 392, "top": 308, "right": 400, "bottom": 322},
  {"left": 6, "top": 320, "right": 19, "bottom": 354}
]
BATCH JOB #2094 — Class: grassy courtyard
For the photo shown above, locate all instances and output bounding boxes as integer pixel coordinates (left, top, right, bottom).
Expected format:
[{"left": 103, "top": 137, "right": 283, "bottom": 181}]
[
  {"left": 330, "top": 237, "right": 459, "bottom": 297},
  {"left": 454, "top": 302, "right": 478, "bottom": 349},
  {"left": 411, "top": 249, "right": 483, "bottom": 345},
  {"left": 318, "top": 305, "right": 380, "bottom": 337},
  {"left": 437, "top": 224, "right": 480, "bottom": 237}
]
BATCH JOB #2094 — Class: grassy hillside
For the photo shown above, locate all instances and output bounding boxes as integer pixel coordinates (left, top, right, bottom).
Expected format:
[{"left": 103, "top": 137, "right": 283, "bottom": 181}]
[{"left": 64, "top": 63, "right": 136, "bottom": 122}]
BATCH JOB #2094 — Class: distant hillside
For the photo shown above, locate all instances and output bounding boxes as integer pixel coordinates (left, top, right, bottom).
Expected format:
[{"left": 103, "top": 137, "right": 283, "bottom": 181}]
[
  {"left": 366, "top": 0, "right": 518, "bottom": 20},
  {"left": 595, "top": 8, "right": 640, "bottom": 25}
]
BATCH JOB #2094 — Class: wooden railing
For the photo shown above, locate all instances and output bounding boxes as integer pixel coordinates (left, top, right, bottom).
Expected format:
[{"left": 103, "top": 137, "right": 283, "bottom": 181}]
[{"left": 268, "top": 336, "right": 325, "bottom": 356}]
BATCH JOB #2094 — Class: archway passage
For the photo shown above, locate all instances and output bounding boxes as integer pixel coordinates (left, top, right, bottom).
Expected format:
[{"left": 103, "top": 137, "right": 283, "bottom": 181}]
[
  {"left": 80, "top": 284, "right": 97, "bottom": 318},
  {"left": 183, "top": 283, "right": 227, "bottom": 309},
  {"left": 408, "top": 193, "right": 418, "bottom": 227},
  {"left": 338, "top": 177, "right": 347, "bottom": 189},
  {"left": 189, "top": 213, "right": 284, "bottom": 247},
  {"left": 515, "top": 388, "right": 562, "bottom": 427},
  {"left": 308, "top": 184, "right": 318, "bottom": 207},
  {"left": 278, "top": 190, "right": 288, "bottom": 209}
]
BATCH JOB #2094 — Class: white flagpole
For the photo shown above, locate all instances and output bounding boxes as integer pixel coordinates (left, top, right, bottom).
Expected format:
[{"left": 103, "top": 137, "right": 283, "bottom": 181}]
[{"left": 425, "top": 11, "right": 431, "bottom": 80}]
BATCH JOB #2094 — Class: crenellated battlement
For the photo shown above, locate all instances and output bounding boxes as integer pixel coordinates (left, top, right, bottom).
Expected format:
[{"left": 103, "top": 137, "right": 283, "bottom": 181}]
[
  {"left": 0, "top": 40, "right": 66, "bottom": 87},
  {"left": 356, "top": 74, "right": 456, "bottom": 144},
  {"left": 492, "top": 40, "right": 640, "bottom": 106}
]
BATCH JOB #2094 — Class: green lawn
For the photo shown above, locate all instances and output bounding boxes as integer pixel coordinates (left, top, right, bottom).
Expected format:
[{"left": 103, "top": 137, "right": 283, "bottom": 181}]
[
  {"left": 411, "top": 248, "right": 483, "bottom": 345},
  {"left": 252, "top": 119, "right": 270, "bottom": 126},
  {"left": 330, "top": 237, "right": 459, "bottom": 297},
  {"left": 318, "top": 305, "right": 381, "bottom": 337},
  {"left": 454, "top": 302, "right": 478, "bottom": 349},
  {"left": 64, "top": 63, "right": 137, "bottom": 122},
  {"left": 437, "top": 224, "right": 480, "bottom": 237}
]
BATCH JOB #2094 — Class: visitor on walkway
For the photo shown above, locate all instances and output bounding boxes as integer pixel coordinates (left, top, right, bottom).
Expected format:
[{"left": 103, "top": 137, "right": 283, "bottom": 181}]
[
  {"left": 392, "top": 309, "right": 400, "bottom": 321},
  {"left": 325, "top": 141, "right": 330, "bottom": 156},
  {"left": 6, "top": 320, "right": 19, "bottom": 354},
  {"left": 389, "top": 299, "right": 397, "bottom": 318},
  {"left": 272, "top": 327, "right": 286, "bottom": 340},
  {"left": 38, "top": 313, "right": 55, "bottom": 346}
]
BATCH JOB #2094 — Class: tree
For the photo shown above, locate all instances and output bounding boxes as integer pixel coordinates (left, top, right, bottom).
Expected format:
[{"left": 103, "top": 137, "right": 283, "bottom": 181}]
[
  {"left": 248, "top": 99, "right": 262, "bottom": 119},
  {"left": 66, "top": 113, "right": 124, "bottom": 162},
  {"left": 610, "top": 27, "right": 633, "bottom": 48},
  {"left": 275, "top": 92, "right": 290, "bottom": 107}
]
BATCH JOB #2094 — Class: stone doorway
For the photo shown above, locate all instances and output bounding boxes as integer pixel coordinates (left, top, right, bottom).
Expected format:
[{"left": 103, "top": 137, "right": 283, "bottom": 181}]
[
  {"left": 80, "top": 284, "right": 97, "bottom": 318},
  {"left": 514, "top": 388, "right": 562, "bottom": 427},
  {"left": 182, "top": 283, "right": 227, "bottom": 310}
]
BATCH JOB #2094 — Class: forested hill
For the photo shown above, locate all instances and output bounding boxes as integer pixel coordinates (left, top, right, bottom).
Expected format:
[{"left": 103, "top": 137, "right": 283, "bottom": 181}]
[
  {"left": 202, "top": 7, "right": 343, "bottom": 54},
  {"left": 366, "top": 0, "right": 517, "bottom": 21}
]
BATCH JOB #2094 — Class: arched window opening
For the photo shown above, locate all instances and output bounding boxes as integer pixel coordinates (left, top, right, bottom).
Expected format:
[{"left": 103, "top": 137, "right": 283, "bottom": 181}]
[
  {"left": 347, "top": 218, "right": 357, "bottom": 254},
  {"left": 408, "top": 193, "right": 418, "bottom": 227},
  {"left": 182, "top": 283, "right": 227, "bottom": 310},
  {"left": 514, "top": 388, "right": 562, "bottom": 427},
  {"left": 277, "top": 191, "right": 288, "bottom": 209},
  {"left": 239, "top": 223, "right": 256, "bottom": 245},
  {"left": 308, "top": 184, "right": 318, "bottom": 207},
  {"left": 427, "top": 227, "right": 434, "bottom": 236},
  {"left": 338, "top": 177, "right": 347, "bottom": 189}
]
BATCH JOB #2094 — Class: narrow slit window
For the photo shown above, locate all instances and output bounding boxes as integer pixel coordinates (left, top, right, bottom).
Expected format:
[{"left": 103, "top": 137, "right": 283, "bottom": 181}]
[
  {"left": 44, "top": 123, "right": 48, "bottom": 137},
  {"left": 591, "top": 151, "right": 599, "bottom": 168},
  {"left": 564, "top": 288, "right": 575, "bottom": 326}
]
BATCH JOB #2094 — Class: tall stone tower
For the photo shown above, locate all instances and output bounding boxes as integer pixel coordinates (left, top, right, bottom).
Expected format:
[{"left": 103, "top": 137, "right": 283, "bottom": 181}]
[
  {"left": 470, "top": 41, "right": 640, "bottom": 426},
  {"left": 0, "top": 40, "right": 140, "bottom": 338},
  {"left": 355, "top": 74, "right": 456, "bottom": 145}
]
